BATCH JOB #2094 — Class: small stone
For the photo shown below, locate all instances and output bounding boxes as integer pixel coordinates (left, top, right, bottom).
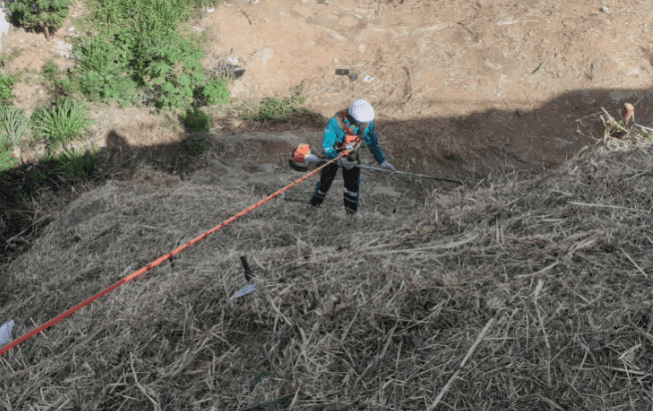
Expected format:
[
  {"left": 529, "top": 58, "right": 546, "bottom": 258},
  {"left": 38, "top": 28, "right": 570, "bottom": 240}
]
[{"left": 555, "top": 138, "right": 574, "bottom": 148}]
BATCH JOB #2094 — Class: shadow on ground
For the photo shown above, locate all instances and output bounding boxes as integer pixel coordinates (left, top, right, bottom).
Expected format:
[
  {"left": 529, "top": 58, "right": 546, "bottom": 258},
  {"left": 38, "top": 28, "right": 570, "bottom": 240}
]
[{"left": 0, "top": 86, "right": 651, "bottom": 269}]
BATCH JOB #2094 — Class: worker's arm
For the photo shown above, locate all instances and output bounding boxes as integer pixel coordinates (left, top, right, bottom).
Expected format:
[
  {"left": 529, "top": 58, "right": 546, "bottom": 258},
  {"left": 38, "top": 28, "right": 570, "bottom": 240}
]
[
  {"left": 363, "top": 122, "right": 387, "bottom": 164},
  {"left": 323, "top": 118, "right": 342, "bottom": 160}
]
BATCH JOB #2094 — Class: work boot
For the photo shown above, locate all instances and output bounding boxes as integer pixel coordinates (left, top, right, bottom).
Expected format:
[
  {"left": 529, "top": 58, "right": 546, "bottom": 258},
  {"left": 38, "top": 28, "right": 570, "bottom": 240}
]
[{"left": 309, "top": 195, "right": 323, "bottom": 207}]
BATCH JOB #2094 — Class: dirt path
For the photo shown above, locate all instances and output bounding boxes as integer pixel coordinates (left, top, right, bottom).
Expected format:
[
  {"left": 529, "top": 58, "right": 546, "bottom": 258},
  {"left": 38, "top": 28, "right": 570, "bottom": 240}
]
[
  {"left": 1, "top": 0, "right": 652, "bottom": 180},
  {"left": 192, "top": 0, "right": 653, "bottom": 176}
]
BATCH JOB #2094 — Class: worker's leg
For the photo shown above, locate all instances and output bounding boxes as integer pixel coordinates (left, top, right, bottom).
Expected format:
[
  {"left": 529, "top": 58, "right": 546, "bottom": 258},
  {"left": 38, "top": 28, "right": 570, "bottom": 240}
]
[
  {"left": 310, "top": 162, "right": 338, "bottom": 207},
  {"left": 342, "top": 165, "right": 361, "bottom": 214}
]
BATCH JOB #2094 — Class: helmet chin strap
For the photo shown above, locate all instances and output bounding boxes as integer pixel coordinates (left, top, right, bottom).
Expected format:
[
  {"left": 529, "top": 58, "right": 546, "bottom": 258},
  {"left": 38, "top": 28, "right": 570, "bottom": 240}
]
[{"left": 346, "top": 112, "right": 359, "bottom": 126}]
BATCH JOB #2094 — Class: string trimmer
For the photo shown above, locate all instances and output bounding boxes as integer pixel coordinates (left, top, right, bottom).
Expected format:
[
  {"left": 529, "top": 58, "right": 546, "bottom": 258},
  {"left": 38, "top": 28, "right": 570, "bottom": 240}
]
[
  {"left": 355, "top": 164, "right": 463, "bottom": 185},
  {"left": 288, "top": 142, "right": 463, "bottom": 185}
]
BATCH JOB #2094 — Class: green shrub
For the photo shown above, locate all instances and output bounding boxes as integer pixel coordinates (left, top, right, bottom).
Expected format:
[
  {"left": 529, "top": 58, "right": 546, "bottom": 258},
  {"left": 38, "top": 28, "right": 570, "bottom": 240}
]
[
  {"left": 6, "top": 0, "right": 73, "bottom": 41},
  {"left": 0, "top": 148, "right": 19, "bottom": 175},
  {"left": 42, "top": 59, "right": 60, "bottom": 82},
  {"left": 128, "top": 31, "right": 229, "bottom": 111},
  {"left": 184, "top": 133, "right": 208, "bottom": 156},
  {"left": 0, "top": 49, "right": 22, "bottom": 68},
  {"left": 0, "top": 73, "right": 17, "bottom": 105},
  {"left": 184, "top": 107, "right": 212, "bottom": 132},
  {"left": 47, "top": 147, "right": 99, "bottom": 180},
  {"left": 52, "top": 77, "right": 80, "bottom": 97},
  {"left": 30, "top": 97, "right": 95, "bottom": 156},
  {"left": 246, "top": 98, "right": 293, "bottom": 122},
  {"left": 68, "top": 35, "right": 142, "bottom": 106},
  {"left": 201, "top": 78, "right": 230, "bottom": 106},
  {"left": 73, "top": 36, "right": 127, "bottom": 75},
  {"left": 245, "top": 87, "right": 308, "bottom": 122},
  {"left": 130, "top": 0, "right": 190, "bottom": 40}
]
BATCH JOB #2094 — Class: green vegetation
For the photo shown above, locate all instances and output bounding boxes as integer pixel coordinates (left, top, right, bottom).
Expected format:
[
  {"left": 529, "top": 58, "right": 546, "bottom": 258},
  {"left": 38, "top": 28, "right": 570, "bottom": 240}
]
[
  {"left": 244, "top": 86, "right": 308, "bottom": 122},
  {"left": 0, "top": 72, "right": 18, "bottom": 104},
  {"left": 30, "top": 96, "right": 95, "bottom": 157},
  {"left": 182, "top": 106, "right": 213, "bottom": 155},
  {"left": 0, "top": 0, "right": 316, "bottom": 203},
  {"left": 6, "top": 0, "right": 73, "bottom": 41},
  {"left": 184, "top": 106, "right": 212, "bottom": 133},
  {"left": 0, "top": 48, "right": 21, "bottom": 68},
  {"left": 0, "top": 105, "right": 30, "bottom": 151},
  {"left": 46, "top": 145, "right": 100, "bottom": 180}
]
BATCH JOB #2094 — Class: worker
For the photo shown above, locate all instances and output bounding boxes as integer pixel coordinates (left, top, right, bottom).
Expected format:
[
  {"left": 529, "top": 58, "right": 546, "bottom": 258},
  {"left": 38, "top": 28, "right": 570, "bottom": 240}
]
[{"left": 309, "top": 99, "right": 394, "bottom": 215}]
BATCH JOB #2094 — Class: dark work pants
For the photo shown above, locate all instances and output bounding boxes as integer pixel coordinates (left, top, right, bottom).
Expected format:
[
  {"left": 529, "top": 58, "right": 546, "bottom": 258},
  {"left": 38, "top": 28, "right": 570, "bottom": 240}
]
[{"left": 310, "top": 162, "right": 361, "bottom": 213}]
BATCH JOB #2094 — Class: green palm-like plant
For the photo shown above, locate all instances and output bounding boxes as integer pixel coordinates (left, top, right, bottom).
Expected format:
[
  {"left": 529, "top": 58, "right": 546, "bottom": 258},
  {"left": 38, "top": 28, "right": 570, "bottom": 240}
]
[
  {"left": 30, "top": 97, "right": 95, "bottom": 156},
  {"left": 47, "top": 147, "right": 99, "bottom": 180},
  {"left": 0, "top": 105, "right": 31, "bottom": 160},
  {"left": 74, "top": 37, "right": 123, "bottom": 74}
]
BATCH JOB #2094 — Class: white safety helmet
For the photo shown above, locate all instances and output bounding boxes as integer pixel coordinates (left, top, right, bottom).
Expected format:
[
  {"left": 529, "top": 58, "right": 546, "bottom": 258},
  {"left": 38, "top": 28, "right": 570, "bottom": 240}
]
[{"left": 348, "top": 99, "right": 374, "bottom": 123}]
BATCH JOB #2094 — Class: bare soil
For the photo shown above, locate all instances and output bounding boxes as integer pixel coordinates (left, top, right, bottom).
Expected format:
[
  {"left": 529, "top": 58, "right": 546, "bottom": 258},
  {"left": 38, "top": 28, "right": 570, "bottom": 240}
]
[{"left": 1, "top": 0, "right": 653, "bottom": 171}]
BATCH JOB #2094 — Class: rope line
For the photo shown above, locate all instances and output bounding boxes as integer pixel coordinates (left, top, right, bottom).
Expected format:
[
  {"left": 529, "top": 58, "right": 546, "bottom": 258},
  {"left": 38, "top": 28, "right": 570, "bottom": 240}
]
[{"left": 0, "top": 153, "right": 348, "bottom": 357}]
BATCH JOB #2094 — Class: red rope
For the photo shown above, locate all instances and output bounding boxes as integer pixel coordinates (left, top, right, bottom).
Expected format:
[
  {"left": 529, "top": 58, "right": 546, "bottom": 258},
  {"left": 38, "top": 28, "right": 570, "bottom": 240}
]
[{"left": 0, "top": 152, "right": 348, "bottom": 357}]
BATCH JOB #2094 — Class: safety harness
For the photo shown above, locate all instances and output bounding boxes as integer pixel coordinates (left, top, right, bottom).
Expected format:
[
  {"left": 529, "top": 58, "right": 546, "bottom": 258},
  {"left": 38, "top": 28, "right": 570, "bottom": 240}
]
[{"left": 290, "top": 110, "right": 369, "bottom": 170}]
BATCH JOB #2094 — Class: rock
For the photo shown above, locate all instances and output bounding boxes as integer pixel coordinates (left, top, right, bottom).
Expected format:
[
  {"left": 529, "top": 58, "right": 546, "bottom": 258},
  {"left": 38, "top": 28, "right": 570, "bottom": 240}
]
[{"left": 555, "top": 138, "right": 574, "bottom": 149}]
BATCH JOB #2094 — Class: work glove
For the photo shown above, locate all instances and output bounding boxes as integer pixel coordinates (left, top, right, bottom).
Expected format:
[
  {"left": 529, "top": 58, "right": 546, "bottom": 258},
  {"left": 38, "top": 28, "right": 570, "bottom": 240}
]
[
  {"left": 380, "top": 160, "right": 395, "bottom": 172},
  {"left": 304, "top": 154, "right": 320, "bottom": 166},
  {"left": 340, "top": 157, "right": 357, "bottom": 170}
]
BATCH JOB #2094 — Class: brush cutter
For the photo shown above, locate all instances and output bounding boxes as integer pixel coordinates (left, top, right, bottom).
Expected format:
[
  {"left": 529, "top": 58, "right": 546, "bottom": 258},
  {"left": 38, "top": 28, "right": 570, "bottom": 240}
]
[
  {"left": 289, "top": 143, "right": 462, "bottom": 185},
  {"left": 355, "top": 164, "right": 464, "bottom": 185},
  {"left": 289, "top": 137, "right": 361, "bottom": 171}
]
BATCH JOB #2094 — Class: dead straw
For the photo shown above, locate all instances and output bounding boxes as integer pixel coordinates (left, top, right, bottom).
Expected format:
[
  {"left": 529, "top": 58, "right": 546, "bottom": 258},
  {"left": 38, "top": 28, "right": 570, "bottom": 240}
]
[{"left": 1, "top": 132, "right": 653, "bottom": 409}]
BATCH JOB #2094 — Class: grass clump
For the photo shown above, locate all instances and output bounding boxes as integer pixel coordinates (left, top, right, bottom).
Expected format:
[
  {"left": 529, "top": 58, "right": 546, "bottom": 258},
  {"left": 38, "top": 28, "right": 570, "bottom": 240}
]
[
  {"left": 244, "top": 85, "right": 310, "bottom": 123},
  {"left": 0, "top": 72, "right": 18, "bottom": 105},
  {"left": 46, "top": 145, "right": 101, "bottom": 180},
  {"left": 0, "top": 105, "right": 30, "bottom": 156},
  {"left": 0, "top": 48, "right": 21, "bottom": 68},
  {"left": 30, "top": 96, "right": 95, "bottom": 157}
]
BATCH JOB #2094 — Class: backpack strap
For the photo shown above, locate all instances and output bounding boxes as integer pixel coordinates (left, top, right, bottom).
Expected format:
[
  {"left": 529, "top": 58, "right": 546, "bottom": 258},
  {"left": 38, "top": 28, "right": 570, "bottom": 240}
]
[{"left": 335, "top": 110, "right": 369, "bottom": 139}]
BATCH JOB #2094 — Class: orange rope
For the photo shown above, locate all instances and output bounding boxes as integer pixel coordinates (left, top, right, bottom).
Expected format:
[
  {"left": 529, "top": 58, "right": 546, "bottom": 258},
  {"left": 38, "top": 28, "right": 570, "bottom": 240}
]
[{"left": 0, "top": 152, "right": 349, "bottom": 357}]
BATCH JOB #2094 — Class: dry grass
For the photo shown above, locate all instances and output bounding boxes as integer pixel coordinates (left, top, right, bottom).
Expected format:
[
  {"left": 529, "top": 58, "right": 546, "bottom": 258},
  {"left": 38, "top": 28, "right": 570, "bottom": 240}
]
[{"left": 2, "top": 132, "right": 653, "bottom": 410}]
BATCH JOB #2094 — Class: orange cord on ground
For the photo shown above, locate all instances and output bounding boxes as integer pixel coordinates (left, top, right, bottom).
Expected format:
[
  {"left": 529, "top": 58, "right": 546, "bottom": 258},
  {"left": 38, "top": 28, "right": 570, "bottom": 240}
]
[{"left": 0, "top": 152, "right": 349, "bottom": 358}]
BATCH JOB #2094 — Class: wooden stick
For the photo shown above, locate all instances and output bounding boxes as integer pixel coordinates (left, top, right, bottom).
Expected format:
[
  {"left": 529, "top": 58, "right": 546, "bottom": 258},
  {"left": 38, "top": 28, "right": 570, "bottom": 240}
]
[{"left": 428, "top": 317, "right": 495, "bottom": 410}]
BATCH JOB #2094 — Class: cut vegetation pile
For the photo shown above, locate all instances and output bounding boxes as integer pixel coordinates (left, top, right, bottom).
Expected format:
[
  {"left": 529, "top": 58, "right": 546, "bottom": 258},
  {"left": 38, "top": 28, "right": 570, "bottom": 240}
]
[{"left": 1, "top": 141, "right": 653, "bottom": 410}]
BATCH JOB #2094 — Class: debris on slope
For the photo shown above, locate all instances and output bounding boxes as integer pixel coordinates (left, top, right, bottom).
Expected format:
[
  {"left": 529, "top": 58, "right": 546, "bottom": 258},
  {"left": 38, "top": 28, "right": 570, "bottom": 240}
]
[{"left": 1, "top": 142, "right": 653, "bottom": 410}]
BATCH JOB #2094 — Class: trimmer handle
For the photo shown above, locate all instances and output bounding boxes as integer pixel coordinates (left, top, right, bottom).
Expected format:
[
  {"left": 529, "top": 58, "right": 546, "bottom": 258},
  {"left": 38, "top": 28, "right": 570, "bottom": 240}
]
[{"left": 240, "top": 256, "right": 254, "bottom": 282}]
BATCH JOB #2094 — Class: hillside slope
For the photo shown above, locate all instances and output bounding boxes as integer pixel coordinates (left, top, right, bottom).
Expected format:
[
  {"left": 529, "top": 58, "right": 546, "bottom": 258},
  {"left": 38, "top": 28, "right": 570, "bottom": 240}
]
[{"left": 1, "top": 140, "right": 653, "bottom": 410}]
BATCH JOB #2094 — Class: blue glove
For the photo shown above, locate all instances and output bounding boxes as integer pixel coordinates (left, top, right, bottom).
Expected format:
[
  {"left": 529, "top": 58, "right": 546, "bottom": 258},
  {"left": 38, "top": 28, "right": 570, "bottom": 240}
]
[
  {"left": 380, "top": 160, "right": 395, "bottom": 172},
  {"left": 340, "top": 157, "right": 357, "bottom": 170}
]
